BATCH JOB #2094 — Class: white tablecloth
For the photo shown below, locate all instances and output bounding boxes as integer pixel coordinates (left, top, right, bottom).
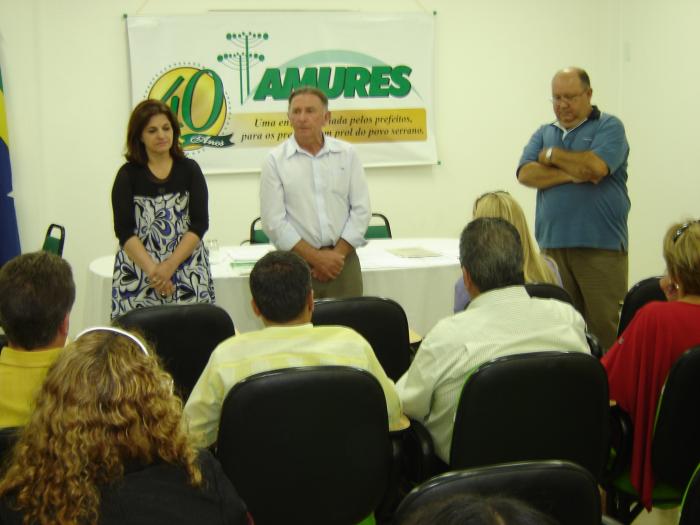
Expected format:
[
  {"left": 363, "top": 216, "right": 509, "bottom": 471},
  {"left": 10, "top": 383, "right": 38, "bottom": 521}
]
[{"left": 84, "top": 238, "right": 460, "bottom": 337}]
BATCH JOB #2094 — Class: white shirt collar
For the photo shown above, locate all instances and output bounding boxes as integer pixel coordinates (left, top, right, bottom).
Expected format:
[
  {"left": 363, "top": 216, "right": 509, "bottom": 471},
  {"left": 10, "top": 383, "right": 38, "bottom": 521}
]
[
  {"left": 284, "top": 133, "right": 342, "bottom": 159},
  {"left": 467, "top": 285, "right": 530, "bottom": 310},
  {"left": 555, "top": 118, "right": 589, "bottom": 140}
]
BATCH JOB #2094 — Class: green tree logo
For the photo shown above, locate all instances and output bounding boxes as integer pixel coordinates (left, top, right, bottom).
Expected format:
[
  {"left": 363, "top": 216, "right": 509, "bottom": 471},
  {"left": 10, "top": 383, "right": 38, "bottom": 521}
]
[{"left": 217, "top": 31, "right": 268, "bottom": 104}]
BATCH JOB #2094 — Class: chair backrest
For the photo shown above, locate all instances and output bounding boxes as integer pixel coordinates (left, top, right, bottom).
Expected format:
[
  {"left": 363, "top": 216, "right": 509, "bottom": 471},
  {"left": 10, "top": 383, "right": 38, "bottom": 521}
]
[
  {"left": 393, "top": 460, "right": 601, "bottom": 525},
  {"left": 652, "top": 345, "right": 700, "bottom": 490},
  {"left": 365, "top": 213, "right": 392, "bottom": 239},
  {"left": 115, "top": 304, "right": 235, "bottom": 401},
  {"left": 0, "top": 426, "right": 21, "bottom": 466},
  {"left": 251, "top": 213, "right": 391, "bottom": 243},
  {"left": 41, "top": 223, "right": 65, "bottom": 256},
  {"left": 679, "top": 462, "right": 700, "bottom": 525},
  {"left": 525, "top": 282, "right": 575, "bottom": 307},
  {"left": 450, "top": 351, "right": 610, "bottom": 481},
  {"left": 249, "top": 216, "right": 269, "bottom": 244},
  {"left": 311, "top": 296, "right": 410, "bottom": 381},
  {"left": 216, "top": 366, "right": 391, "bottom": 525},
  {"left": 618, "top": 276, "right": 665, "bottom": 336}
]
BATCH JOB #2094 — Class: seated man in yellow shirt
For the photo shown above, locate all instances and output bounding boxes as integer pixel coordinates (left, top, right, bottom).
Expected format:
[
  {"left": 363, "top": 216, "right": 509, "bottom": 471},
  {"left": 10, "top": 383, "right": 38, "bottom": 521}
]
[
  {"left": 0, "top": 251, "right": 75, "bottom": 428},
  {"left": 184, "top": 250, "right": 404, "bottom": 448}
]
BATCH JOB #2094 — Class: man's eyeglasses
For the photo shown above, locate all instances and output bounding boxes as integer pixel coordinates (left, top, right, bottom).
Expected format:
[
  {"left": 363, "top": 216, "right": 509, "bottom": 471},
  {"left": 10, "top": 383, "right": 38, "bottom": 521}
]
[
  {"left": 672, "top": 220, "right": 700, "bottom": 243},
  {"left": 550, "top": 90, "right": 587, "bottom": 105}
]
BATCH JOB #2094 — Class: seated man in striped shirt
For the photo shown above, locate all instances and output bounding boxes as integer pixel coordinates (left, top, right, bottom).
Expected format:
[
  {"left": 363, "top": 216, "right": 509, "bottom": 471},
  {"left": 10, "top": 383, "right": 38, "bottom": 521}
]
[
  {"left": 184, "top": 250, "right": 403, "bottom": 448},
  {"left": 397, "top": 218, "right": 590, "bottom": 464}
]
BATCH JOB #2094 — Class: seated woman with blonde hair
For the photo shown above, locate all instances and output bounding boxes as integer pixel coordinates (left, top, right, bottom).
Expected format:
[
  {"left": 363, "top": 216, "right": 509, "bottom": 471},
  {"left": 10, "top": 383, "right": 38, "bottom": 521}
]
[
  {"left": 0, "top": 327, "right": 249, "bottom": 525},
  {"left": 454, "top": 191, "right": 561, "bottom": 311},
  {"left": 602, "top": 219, "right": 700, "bottom": 511}
]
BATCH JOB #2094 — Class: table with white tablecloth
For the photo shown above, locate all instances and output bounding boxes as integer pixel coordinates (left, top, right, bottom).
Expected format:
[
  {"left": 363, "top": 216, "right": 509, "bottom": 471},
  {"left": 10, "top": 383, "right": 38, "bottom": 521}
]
[{"left": 84, "top": 238, "right": 461, "bottom": 337}]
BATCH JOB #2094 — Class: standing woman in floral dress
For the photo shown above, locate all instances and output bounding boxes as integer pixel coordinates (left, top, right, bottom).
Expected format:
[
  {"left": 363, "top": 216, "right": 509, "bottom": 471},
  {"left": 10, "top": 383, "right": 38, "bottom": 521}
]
[{"left": 111, "top": 99, "right": 214, "bottom": 318}]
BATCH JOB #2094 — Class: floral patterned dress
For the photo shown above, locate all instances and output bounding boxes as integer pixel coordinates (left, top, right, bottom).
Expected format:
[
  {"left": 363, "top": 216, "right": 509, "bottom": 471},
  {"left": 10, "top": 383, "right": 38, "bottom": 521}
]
[{"left": 110, "top": 158, "right": 215, "bottom": 318}]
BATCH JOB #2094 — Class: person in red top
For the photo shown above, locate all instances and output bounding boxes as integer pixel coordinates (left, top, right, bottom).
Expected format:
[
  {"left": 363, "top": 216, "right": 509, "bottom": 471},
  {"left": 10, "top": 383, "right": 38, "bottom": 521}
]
[{"left": 602, "top": 219, "right": 700, "bottom": 510}]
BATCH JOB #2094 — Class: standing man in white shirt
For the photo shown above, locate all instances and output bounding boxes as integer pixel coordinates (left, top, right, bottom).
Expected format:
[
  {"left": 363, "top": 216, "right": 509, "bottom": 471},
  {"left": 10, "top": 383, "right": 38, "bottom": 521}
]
[{"left": 260, "top": 87, "right": 370, "bottom": 298}]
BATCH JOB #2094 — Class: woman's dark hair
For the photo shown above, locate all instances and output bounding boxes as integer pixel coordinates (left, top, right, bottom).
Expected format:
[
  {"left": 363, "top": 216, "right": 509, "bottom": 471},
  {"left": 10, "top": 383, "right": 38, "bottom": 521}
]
[{"left": 125, "top": 99, "right": 184, "bottom": 165}]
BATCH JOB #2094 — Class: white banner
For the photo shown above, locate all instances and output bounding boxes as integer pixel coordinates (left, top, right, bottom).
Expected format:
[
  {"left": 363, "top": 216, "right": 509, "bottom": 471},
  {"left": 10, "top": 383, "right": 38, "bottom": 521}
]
[{"left": 126, "top": 11, "right": 437, "bottom": 174}]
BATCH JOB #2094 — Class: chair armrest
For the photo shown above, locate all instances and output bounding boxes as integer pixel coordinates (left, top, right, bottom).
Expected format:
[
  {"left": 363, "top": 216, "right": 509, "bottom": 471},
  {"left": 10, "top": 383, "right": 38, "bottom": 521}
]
[
  {"left": 586, "top": 331, "right": 604, "bottom": 359},
  {"left": 375, "top": 433, "right": 404, "bottom": 521},
  {"left": 605, "top": 404, "right": 633, "bottom": 483},
  {"left": 396, "top": 418, "right": 436, "bottom": 485}
]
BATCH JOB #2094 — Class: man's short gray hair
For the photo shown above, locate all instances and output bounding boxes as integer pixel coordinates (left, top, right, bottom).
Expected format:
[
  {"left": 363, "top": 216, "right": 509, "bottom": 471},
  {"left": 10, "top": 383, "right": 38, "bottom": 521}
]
[{"left": 459, "top": 218, "right": 525, "bottom": 293}]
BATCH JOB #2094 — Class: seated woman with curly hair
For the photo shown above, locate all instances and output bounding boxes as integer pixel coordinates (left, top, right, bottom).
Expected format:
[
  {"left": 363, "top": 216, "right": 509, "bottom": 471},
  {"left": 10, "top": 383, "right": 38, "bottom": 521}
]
[
  {"left": 0, "top": 327, "right": 250, "bottom": 525},
  {"left": 602, "top": 219, "right": 700, "bottom": 511}
]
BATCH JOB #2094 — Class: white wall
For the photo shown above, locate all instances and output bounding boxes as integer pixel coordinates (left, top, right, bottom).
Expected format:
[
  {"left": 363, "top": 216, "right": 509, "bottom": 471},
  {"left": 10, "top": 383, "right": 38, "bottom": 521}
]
[
  {"left": 0, "top": 0, "right": 695, "bottom": 334},
  {"left": 619, "top": 0, "right": 700, "bottom": 279}
]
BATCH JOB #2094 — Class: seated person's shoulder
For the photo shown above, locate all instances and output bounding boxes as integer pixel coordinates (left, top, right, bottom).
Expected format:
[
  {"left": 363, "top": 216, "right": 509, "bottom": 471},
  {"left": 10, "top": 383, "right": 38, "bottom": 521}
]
[
  {"left": 195, "top": 450, "right": 250, "bottom": 524},
  {"left": 313, "top": 323, "right": 366, "bottom": 341},
  {"left": 526, "top": 296, "right": 587, "bottom": 334},
  {"left": 642, "top": 299, "right": 676, "bottom": 314},
  {"left": 529, "top": 294, "right": 579, "bottom": 315},
  {"left": 630, "top": 299, "right": 694, "bottom": 331},
  {"left": 195, "top": 449, "right": 233, "bottom": 486}
]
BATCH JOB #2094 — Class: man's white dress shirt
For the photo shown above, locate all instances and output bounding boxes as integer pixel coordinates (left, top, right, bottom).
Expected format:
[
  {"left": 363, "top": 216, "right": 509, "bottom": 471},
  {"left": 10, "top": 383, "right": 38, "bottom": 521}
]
[
  {"left": 260, "top": 134, "right": 370, "bottom": 250},
  {"left": 397, "top": 285, "right": 589, "bottom": 462}
]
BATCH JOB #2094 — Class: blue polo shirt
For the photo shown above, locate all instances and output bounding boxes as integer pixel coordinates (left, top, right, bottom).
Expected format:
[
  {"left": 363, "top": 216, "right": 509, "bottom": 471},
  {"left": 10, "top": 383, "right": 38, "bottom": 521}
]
[{"left": 518, "top": 106, "right": 630, "bottom": 251}]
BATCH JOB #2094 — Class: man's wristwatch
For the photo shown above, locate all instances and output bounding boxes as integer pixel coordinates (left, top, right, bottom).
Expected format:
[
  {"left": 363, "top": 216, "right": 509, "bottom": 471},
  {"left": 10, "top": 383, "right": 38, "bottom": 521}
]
[{"left": 545, "top": 147, "right": 553, "bottom": 165}]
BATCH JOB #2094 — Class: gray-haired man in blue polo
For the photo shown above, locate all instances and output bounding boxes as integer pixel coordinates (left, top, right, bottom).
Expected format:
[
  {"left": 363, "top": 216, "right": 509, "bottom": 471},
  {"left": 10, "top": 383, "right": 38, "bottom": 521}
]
[{"left": 517, "top": 66, "right": 630, "bottom": 350}]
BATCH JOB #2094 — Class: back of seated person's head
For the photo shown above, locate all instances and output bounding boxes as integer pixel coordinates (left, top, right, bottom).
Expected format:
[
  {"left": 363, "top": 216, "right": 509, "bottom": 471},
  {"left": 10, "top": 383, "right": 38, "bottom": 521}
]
[
  {"left": 0, "top": 327, "right": 202, "bottom": 525},
  {"left": 0, "top": 251, "right": 75, "bottom": 350},
  {"left": 473, "top": 191, "right": 521, "bottom": 224},
  {"left": 403, "top": 494, "right": 559, "bottom": 525},
  {"left": 459, "top": 217, "right": 525, "bottom": 293},
  {"left": 473, "top": 191, "right": 556, "bottom": 285},
  {"left": 663, "top": 219, "right": 700, "bottom": 295},
  {"left": 249, "top": 250, "right": 312, "bottom": 323}
]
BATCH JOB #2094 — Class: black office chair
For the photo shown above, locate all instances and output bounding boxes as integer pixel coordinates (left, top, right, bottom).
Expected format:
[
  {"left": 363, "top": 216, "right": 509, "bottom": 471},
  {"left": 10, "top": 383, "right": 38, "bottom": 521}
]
[
  {"left": 679, "top": 462, "right": 700, "bottom": 525},
  {"left": 366, "top": 213, "right": 392, "bottom": 239},
  {"left": 249, "top": 213, "right": 392, "bottom": 244},
  {"left": 606, "top": 345, "right": 700, "bottom": 523},
  {"left": 41, "top": 223, "right": 65, "bottom": 256},
  {"left": 450, "top": 351, "right": 610, "bottom": 482},
  {"left": 248, "top": 216, "right": 270, "bottom": 244},
  {"left": 525, "top": 282, "right": 576, "bottom": 308},
  {"left": 393, "top": 460, "right": 605, "bottom": 525},
  {"left": 617, "top": 276, "right": 665, "bottom": 336},
  {"left": 312, "top": 296, "right": 411, "bottom": 382},
  {"left": 115, "top": 304, "right": 235, "bottom": 401},
  {"left": 216, "top": 366, "right": 392, "bottom": 525},
  {"left": 0, "top": 426, "right": 20, "bottom": 465}
]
